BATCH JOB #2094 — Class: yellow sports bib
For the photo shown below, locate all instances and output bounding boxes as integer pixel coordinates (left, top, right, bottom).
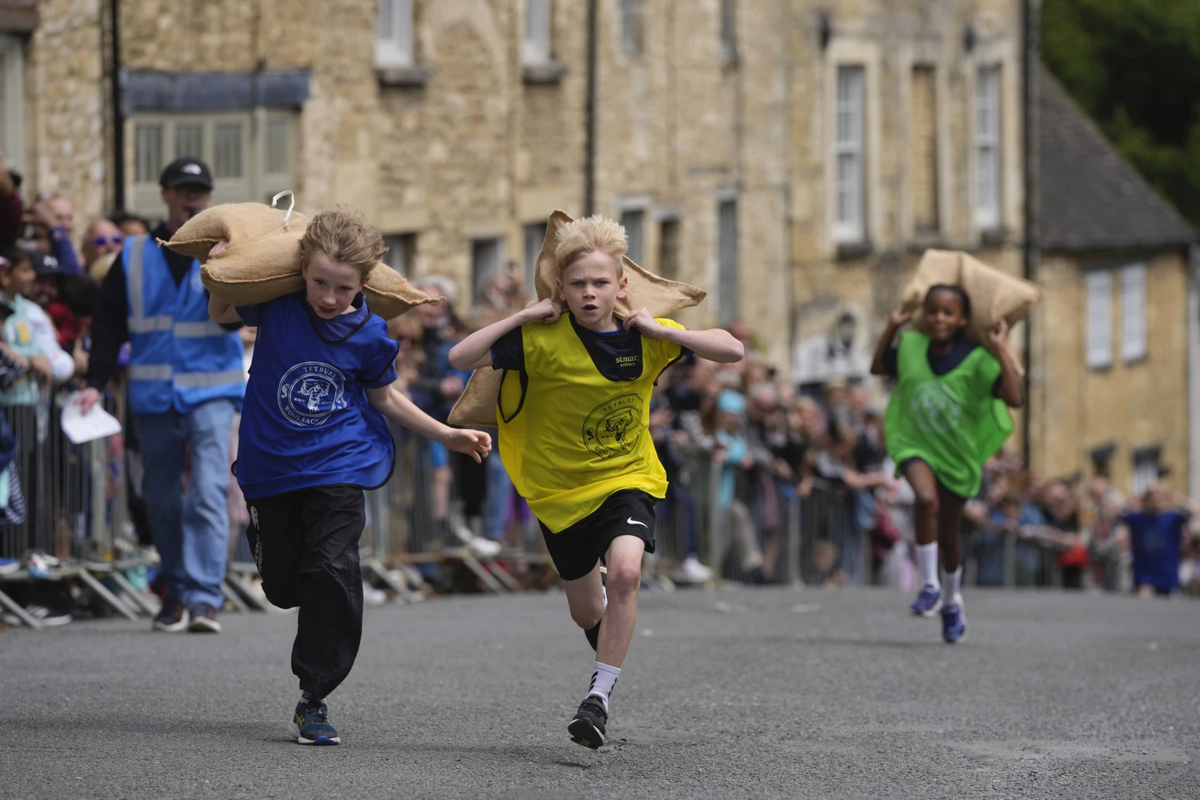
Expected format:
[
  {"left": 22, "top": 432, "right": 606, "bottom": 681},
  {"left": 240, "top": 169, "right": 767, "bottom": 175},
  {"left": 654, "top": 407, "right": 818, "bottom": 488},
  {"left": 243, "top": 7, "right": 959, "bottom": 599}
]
[{"left": 497, "top": 315, "right": 684, "bottom": 532}]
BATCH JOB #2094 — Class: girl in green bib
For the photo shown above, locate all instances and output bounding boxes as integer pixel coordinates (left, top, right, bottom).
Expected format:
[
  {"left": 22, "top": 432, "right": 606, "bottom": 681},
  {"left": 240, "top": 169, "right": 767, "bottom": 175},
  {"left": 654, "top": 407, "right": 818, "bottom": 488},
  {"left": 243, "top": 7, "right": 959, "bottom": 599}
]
[{"left": 870, "top": 285, "right": 1023, "bottom": 643}]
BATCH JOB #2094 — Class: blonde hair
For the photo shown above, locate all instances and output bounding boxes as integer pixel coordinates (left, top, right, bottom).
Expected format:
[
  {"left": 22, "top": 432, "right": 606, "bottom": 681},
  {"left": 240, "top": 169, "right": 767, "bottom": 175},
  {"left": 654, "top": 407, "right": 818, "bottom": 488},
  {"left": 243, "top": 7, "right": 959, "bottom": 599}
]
[
  {"left": 555, "top": 215, "right": 626, "bottom": 275},
  {"left": 299, "top": 207, "right": 387, "bottom": 279}
]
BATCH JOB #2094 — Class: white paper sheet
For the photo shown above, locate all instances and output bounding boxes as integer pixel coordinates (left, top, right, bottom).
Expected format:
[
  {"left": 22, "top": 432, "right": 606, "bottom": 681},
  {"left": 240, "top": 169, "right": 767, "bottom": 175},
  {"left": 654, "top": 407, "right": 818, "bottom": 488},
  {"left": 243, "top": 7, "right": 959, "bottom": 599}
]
[{"left": 61, "top": 401, "right": 122, "bottom": 444}]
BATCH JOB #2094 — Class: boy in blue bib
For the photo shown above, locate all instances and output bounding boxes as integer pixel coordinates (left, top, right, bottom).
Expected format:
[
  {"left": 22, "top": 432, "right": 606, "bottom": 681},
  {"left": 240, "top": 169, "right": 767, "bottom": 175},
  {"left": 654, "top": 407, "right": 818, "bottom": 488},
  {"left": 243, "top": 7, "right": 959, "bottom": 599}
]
[{"left": 209, "top": 209, "right": 491, "bottom": 746}]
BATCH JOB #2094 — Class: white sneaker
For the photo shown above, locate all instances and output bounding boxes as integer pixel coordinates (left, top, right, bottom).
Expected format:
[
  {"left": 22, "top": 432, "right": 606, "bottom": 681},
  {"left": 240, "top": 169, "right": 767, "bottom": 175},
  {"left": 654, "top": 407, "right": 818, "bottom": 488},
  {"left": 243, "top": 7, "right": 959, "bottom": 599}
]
[
  {"left": 680, "top": 555, "right": 714, "bottom": 584},
  {"left": 470, "top": 537, "right": 502, "bottom": 559},
  {"left": 362, "top": 581, "right": 388, "bottom": 606},
  {"left": 24, "top": 604, "right": 72, "bottom": 627}
]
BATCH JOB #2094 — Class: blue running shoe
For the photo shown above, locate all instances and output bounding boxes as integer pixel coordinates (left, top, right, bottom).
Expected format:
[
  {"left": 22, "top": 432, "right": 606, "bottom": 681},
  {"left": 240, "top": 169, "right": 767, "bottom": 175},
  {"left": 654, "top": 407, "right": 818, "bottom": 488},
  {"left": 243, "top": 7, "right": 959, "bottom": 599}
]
[
  {"left": 910, "top": 585, "right": 942, "bottom": 617},
  {"left": 941, "top": 602, "right": 967, "bottom": 644},
  {"left": 291, "top": 698, "right": 340, "bottom": 745}
]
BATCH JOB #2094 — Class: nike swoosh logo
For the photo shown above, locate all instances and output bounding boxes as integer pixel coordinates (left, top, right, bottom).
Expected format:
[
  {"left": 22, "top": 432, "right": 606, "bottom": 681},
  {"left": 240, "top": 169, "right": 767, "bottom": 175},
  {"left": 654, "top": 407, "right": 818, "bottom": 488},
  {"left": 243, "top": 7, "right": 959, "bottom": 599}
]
[{"left": 626, "top": 517, "right": 649, "bottom": 529}]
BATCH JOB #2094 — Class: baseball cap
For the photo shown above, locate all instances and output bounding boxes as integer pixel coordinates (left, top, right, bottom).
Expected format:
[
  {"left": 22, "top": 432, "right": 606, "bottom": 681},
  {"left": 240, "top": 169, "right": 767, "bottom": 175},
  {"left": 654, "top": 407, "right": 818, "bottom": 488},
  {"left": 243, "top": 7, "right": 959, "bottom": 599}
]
[
  {"left": 30, "top": 252, "right": 60, "bottom": 278},
  {"left": 159, "top": 157, "right": 214, "bottom": 190}
]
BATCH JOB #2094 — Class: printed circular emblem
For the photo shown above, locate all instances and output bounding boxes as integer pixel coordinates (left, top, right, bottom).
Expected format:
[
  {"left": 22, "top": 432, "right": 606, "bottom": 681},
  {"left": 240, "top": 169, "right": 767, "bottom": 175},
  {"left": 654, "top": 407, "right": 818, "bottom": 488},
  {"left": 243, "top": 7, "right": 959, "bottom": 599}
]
[
  {"left": 910, "top": 381, "right": 962, "bottom": 437},
  {"left": 278, "top": 361, "right": 348, "bottom": 428},
  {"left": 582, "top": 394, "right": 643, "bottom": 459}
]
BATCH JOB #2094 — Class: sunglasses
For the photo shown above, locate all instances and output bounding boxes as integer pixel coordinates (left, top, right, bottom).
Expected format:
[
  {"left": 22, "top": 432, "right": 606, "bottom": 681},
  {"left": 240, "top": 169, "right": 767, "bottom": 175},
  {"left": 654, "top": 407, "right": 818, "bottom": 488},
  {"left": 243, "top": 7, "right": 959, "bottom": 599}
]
[{"left": 92, "top": 235, "right": 124, "bottom": 246}]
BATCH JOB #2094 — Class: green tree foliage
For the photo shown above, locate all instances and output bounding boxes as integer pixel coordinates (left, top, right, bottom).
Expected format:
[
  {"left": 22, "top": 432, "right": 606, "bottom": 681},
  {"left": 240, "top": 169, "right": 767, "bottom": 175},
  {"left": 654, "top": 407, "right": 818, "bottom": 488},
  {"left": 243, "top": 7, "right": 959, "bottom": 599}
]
[{"left": 1043, "top": 0, "right": 1200, "bottom": 227}]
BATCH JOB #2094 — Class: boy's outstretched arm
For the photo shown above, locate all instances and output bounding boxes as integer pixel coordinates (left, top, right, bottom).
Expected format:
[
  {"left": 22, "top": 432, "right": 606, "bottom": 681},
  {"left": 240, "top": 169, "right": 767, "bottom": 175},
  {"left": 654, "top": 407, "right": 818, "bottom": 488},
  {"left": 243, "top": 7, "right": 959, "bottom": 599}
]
[
  {"left": 448, "top": 298, "right": 561, "bottom": 371},
  {"left": 367, "top": 381, "right": 492, "bottom": 462},
  {"left": 623, "top": 309, "right": 744, "bottom": 363}
]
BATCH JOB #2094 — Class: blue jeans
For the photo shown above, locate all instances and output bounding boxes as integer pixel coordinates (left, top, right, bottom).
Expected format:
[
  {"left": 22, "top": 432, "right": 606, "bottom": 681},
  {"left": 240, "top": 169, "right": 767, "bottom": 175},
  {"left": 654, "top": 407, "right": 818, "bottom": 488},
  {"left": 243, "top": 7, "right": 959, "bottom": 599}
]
[
  {"left": 137, "top": 400, "right": 235, "bottom": 610},
  {"left": 484, "top": 444, "right": 511, "bottom": 541}
]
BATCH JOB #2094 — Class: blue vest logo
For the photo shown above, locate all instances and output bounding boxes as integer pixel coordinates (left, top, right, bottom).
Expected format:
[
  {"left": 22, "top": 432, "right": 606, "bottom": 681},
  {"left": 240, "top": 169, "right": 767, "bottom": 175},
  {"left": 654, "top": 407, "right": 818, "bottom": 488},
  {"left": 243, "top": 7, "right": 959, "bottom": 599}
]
[{"left": 278, "top": 361, "right": 348, "bottom": 427}]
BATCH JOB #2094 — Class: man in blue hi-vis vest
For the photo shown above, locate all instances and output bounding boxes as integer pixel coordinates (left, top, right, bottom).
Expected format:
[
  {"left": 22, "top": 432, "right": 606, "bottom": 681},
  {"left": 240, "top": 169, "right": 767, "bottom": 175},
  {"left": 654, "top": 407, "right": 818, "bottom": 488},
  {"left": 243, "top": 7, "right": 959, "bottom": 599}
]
[{"left": 79, "top": 157, "right": 244, "bottom": 634}]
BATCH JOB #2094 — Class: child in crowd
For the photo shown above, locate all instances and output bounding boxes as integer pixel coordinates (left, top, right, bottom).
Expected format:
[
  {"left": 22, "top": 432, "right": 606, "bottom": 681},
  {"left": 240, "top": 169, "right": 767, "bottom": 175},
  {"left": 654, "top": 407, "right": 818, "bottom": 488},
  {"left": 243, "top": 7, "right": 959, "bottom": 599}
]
[
  {"left": 208, "top": 209, "right": 491, "bottom": 746},
  {"left": 449, "top": 215, "right": 743, "bottom": 748},
  {"left": 870, "top": 285, "right": 1023, "bottom": 643}
]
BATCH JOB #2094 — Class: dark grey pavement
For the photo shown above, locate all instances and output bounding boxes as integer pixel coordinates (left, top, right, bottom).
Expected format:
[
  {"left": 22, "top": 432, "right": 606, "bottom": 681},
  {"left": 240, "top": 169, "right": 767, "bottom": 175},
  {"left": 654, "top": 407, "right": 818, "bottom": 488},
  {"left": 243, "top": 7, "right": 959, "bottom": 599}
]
[{"left": 1, "top": 587, "right": 1197, "bottom": 799}]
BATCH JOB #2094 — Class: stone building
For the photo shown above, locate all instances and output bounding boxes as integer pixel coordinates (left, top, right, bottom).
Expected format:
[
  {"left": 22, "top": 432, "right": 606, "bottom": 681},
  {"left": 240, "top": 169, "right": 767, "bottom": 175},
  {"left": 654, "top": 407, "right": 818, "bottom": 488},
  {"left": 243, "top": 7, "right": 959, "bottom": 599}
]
[
  {"left": 1031, "top": 68, "right": 1197, "bottom": 497},
  {"left": 2, "top": 0, "right": 1195, "bottom": 496}
]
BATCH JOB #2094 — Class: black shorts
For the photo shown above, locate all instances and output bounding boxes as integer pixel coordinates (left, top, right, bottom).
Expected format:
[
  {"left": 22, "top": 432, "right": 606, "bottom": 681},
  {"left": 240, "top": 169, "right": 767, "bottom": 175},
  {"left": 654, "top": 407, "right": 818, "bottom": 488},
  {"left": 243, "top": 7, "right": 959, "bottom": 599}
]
[{"left": 538, "top": 489, "right": 658, "bottom": 581}]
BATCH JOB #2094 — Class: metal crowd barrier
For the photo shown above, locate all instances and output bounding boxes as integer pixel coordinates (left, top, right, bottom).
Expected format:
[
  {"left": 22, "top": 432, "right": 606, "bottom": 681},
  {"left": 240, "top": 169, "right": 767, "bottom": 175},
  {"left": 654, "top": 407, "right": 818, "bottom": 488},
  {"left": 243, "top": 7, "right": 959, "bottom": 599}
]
[{"left": 0, "top": 384, "right": 143, "bottom": 628}]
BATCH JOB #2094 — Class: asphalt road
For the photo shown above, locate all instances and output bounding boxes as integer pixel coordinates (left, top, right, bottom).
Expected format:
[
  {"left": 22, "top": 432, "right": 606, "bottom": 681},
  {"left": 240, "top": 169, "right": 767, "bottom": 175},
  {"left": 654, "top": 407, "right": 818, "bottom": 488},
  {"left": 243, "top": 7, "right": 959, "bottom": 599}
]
[{"left": 1, "top": 586, "right": 1197, "bottom": 799}]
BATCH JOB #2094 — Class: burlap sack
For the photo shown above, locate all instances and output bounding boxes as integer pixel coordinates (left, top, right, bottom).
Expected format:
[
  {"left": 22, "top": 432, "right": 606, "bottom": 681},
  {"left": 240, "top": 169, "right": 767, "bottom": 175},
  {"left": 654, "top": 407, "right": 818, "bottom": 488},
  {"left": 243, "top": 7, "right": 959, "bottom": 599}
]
[
  {"left": 165, "top": 202, "right": 439, "bottom": 320},
  {"left": 901, "top": 249, "right": 1042, "bottom": 372},
  {"left": 449, "top": 210, "right": 707, "bottom": 427}
]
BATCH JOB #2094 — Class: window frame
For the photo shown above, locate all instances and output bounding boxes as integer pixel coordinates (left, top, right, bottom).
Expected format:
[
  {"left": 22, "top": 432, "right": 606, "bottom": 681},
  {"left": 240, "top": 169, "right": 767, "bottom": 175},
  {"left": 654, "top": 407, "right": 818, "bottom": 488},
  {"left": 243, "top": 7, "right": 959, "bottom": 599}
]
[
  {"left": 717, "top": 197, "right": 738, "bottom": 327},
  {"left": 1085, "top": 270, "right": 1114, "bottom": 370},
  {"left": 719, "top": 0, "right": 737, "bottom": 60},
  {"left": 522, "top": 222, "right": 547, "bottom": 296},
  {"left": 376, "top": 0, "right": 415, "bottom": 69},
  {"left": 833, "top": 65, "right": 866, "bottom": 244},
  {"left": 621, "top": 0, "right": 644, "bottom": 57},
  {"left": 383, "top": 233, "right": 417, "bottom": 276},
  {"left": 620, "top": 208, "right": 646, "bottom": 266},
  {"left": 975, "top": 65, "right": 1002, "bottom": 231},
  {"left": 523, "top": 0, "right": 552, "bottom": 66},
  {"left": 129, "top": 109, "right": 295, "bottom": 211},
  {"left": 471, "top": 237, "right": 505, "bottom": 308},
  {"left": 0, "top": 34, "right": 26, "bottom": 175},
  {"left": 1120, "top": 263, "right": 1148, "bottom": 363}
]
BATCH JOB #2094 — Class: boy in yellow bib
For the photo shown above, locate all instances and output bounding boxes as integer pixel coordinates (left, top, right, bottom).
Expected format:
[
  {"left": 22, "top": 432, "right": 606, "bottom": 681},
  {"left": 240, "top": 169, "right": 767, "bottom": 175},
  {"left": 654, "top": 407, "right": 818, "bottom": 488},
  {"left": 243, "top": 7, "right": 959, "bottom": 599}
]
[{"left": 450, "top": 216, "right": 743, "bottom": 748}]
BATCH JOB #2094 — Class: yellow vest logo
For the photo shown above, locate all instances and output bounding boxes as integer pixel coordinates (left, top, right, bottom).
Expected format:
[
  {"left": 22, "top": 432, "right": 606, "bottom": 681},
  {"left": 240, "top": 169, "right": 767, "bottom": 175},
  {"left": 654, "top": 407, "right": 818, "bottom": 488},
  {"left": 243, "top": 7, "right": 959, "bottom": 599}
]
[{"left": 582, "top": 393, "right": 643, "bottom": 459}]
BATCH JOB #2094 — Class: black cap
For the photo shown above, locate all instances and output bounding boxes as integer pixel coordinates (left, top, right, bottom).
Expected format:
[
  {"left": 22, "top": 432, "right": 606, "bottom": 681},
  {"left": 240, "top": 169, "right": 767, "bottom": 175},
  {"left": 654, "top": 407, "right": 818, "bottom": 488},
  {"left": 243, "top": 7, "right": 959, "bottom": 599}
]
[
  {"left": 31, "top": 252, "right": 60, "bottom": 278},
  {"left": 159, "top": 157, "right": 214, "bottom": 190}
]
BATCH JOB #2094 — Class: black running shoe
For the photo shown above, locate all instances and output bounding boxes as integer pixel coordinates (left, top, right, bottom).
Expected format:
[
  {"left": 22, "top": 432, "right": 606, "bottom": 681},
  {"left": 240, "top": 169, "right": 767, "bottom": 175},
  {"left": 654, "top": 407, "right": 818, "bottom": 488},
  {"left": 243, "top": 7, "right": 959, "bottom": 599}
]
[
  {"left": 568, "top": 696, "right": 608, "bottom": 749},
  {"left": 584, "top": 620, "right": 601, "bottom": 651}
]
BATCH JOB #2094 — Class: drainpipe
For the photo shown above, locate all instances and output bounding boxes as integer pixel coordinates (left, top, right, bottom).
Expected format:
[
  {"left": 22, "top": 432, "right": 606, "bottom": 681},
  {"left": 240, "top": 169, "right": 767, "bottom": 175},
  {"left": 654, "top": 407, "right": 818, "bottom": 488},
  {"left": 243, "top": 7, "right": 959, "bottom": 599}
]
[
  {"left": 583, "top": 0, "right": 598, "bottom": 216},
  {"left": 110, "top": 0, "right": 125, "bottom": 211},
  {"left": 1021, "top": 0, "right": 1041, "bottom": 469},
  {"left": 1189, "top": 245, "right": 1200, "bottom": 500}
]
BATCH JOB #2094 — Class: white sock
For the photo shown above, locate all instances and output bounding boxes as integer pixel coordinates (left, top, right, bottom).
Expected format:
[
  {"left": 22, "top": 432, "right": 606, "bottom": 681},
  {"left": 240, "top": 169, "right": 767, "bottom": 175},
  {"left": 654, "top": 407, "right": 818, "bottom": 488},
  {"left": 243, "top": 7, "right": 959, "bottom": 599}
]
[
  {"left": 916, "top": 543, "right": 940, "bottom": 590},
  {"left": 941, "top": 566, "right": 962, "bottom": 606},
  {"left": 588, "top": 661, "right": 621, "bottom": 713}
]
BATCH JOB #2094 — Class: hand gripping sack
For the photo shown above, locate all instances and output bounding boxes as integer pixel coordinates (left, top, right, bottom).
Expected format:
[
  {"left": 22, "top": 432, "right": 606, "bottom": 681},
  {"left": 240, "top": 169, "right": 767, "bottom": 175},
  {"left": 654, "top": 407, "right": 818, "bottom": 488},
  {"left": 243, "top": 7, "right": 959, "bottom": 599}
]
[
  {"left": 448, "top": 210, "right": 707, "bottom": 427},
  {"left": 165, "top": 199, "right": 440, "bottom": 320},
  {"left": 901, "top": 249, "right": 1042, "bottom": 371}
]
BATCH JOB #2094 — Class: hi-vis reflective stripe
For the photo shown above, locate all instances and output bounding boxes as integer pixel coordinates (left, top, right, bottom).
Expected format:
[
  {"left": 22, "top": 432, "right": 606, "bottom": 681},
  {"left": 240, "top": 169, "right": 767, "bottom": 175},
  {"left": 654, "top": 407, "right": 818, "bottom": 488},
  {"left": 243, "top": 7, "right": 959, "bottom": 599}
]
[
  {"left": 127, "top": 235, "right": 149, "bottom": 322},
  {"left": 127, "top": 367, "right": 244, "bottom": 388},
  {"left": 128, "top": 316, "right": 173, "bottom": 333},
  {"left": 128, "top": 364, "right": 173, "bottom": 381},
  {"left": 174, "top": 320, "right": 228, "bottom": 338},
  {"left": 174, "top": 370, "right": 244, "bottom": 388}
]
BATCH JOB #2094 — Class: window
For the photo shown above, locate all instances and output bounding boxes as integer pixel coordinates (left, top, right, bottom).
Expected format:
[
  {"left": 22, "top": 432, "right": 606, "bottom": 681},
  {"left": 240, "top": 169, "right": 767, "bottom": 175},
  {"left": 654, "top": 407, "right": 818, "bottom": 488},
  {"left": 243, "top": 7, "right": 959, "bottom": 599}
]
[
  {"left": 1121, "top": 263, "right": 1147, "bottom": 362},
  {"left": 0, "top": 35, "right": 25, "bottom": 174},
  {"left": 719, "top": 0, "right": 737, "bottom": 59},
  {"left": 621, "top": 0, "right": 644, "bottom": 56},
  {"left": 834, "top": 66, "right": 866, "bottom": 243},
  {"left": 376, "top": 0, "right": 414, "bottom": 68},
  {"left": 1085, "top": 270, "right": 1113, "bottom": 369},
  {"left": 524, "top": 0, "right": 552, "bottom": 66},
  {"left": 975, "top": 65, "right": 1002, "bottom": 230},
  {"left": 472, "top": 238, "right": 505, "bottom": 307},
  {"left": 130, "top": 111, "right": 295, "bottom": 211},
  {"left": 383, "top": 233, "right": 416, "bottom": 275},
  {"left": 658, "top": 218, "right": 680, "bottom": 281},
  {"left": 909, "top": 66, "right": 938, "bottom": 234},
  {"left": 1132, "top": 448, "right": 1161, "bottom": 496},
  {"left": 620, "top": 209, "right": 645, "bottom": 265},
  {"left": 717, "top": 199, "right": 738, "bottom": 327},
  {"left": 522, "top": 222, "right": 547, "bottom": 295}
]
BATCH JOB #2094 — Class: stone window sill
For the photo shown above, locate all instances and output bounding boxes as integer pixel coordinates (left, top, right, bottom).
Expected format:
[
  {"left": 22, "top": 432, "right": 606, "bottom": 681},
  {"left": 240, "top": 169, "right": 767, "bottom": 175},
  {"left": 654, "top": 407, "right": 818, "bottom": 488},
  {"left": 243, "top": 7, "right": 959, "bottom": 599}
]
[
  {"left": 836, "top": 240, "right": 874, "bottom": 261},
  {"left": 377, "top": 65, "right": 433, "bottom": 87},
  {"left": 980, "top": 227, "right": 1008, "bottom": 247},
  {"left": 523, "top": 61, "right": 569, "bottom": 84}
]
